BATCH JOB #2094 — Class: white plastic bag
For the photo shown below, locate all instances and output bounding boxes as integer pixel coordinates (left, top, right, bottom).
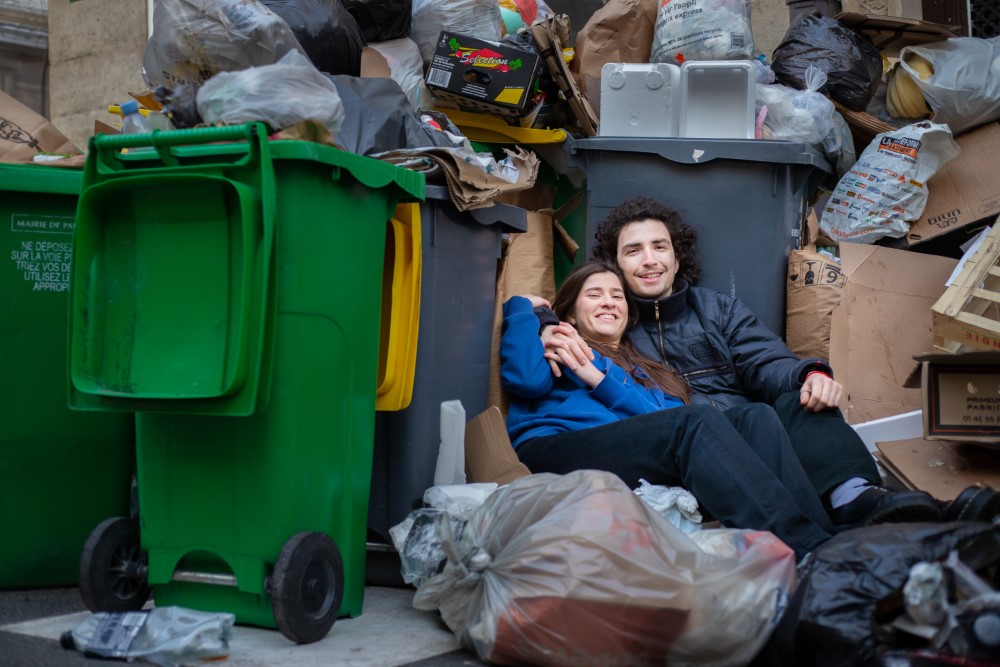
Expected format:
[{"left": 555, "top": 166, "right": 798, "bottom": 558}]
[
  {"left": 409, "top": 0, "right": 502, "bottom": 66},
  {"left": 899, "top": 37, "right": 1000, "bottom": 135},
  {"left": 368, "top": 37, "right": 435, "bottom": 111},
  {"left": 143, "top": 0, "right": 304, "bottom": 88},
  {"left": 196, "top": 50, "right": 346, "bottom": 135},
  {"left": 650, "top": 0, "right": 754, "bottom": 64},
  {"left": 756, "top": 65, "right": 836, "bottom": 145},
  {"left": 819, "top": 121, "right": 960, "bottom": 245},
  {"left": 413, "top": 470, "right": 797, "bottom": 667},
  {"left": 633, "top": 478, "right": 702, "bottom": 534}
]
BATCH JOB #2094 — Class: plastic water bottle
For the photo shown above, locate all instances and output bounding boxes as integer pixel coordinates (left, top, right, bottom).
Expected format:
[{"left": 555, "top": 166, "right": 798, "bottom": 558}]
[
  {"left": 60, "top": 607, "right": 234, "bottom": 667},
  {"left": 120, "top": 99, "right": 153, "bottom": 134}
]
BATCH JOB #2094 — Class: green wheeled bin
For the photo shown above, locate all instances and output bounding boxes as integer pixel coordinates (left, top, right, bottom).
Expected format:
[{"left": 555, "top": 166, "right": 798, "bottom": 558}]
[
  {"left": 69, "top": 124, "right": 424, "bottom": 643},
  {"left": 0, "top": 163, "right": 134, "bottom": 589}
]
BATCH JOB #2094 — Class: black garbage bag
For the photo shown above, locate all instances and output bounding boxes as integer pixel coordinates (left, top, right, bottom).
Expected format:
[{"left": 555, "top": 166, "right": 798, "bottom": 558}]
[
  {"left": 154, "top": 83, "right": 203, "bottom": 129},
  {"left": 328, "top": 75, "right": 461, "bottom": 155},
  {"left": 771, "top": 13, "right": 883, "bottom": 112},
  {"left": 753, "top": 522, "right": 1000, "bottom": 667},
  {"left": 343, "top": 0, "right": 411, "bottom": 43},
  {"left": 261, "top": 0, "right": 365, "bottom": 76}
]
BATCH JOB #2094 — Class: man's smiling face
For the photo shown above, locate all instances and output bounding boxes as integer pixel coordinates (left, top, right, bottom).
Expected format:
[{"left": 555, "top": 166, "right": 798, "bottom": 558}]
[{"left": 616, "top": 218, "right": 680, "bottom": 299}]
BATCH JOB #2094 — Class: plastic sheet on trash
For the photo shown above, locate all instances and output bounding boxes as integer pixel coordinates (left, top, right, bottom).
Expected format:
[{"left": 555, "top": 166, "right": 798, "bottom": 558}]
[
  {"left": 412, "top": 470, "right": 796, "bottom": 667},
  {"left": 196, "top": 50, "right": 345, "bottom": 135},
  {"left": 261, "top": 0, "right": 366, "bottom": 76},
  {"left": 61, "top": 607, "right": 234, "bottom": 667}
]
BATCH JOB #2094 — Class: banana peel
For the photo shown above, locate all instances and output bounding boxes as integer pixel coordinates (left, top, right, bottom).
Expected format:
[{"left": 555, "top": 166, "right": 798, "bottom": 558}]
[{"left": 886, "top": 54, "right": 933, "bottom": 119}]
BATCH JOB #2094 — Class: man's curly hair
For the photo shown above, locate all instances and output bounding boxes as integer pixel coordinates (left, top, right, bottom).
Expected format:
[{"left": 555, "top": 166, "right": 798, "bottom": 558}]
[{"left": 592, "top": 196, "right": 701, "bottom": 286}]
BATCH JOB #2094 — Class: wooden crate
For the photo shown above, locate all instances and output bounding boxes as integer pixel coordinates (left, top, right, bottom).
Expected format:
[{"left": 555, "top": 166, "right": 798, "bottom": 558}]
[{"left": 932, "top": 220, "right": 1000, "bottom": 352}]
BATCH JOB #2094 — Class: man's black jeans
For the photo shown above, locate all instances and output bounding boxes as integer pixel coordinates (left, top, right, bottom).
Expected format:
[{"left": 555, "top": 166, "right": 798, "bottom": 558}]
[
  {"left": 773, "top": 391, "right": 882, "bottom": 498},
  {"left": 515, "top": 403, "right": 833, "bottom": 559}
]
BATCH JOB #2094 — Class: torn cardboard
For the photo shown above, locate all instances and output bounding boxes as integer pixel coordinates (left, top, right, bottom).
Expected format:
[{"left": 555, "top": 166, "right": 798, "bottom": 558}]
[
  {"left": 530, "top": 16, "right": 599, "bottom": 137},
  {"left": 904, "top": 122, "right": 1000, "bottom": 247},
  {"left": 0, "top": 90, "right": 83, "bottom": 165},
  {"left": 830, "top": 242, "right": 957, "bottom": 424},
  {"left": 464, "top": 406, "right": 531, "bottom": 485},
  {"left": 876, "top": 436, "right": 1000, "bottom": 501}
]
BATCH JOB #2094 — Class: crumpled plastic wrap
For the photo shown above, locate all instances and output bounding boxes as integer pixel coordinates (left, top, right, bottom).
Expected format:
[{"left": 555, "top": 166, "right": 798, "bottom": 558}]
[
  {"left": 196, "top": 50, "right": 345, "bottom": 135},
  {"left": 412, "top": 470, "right": 797, "bottom": 667},
  {"left": 142, "top": 0, "right": 304, "bottom": 89}
]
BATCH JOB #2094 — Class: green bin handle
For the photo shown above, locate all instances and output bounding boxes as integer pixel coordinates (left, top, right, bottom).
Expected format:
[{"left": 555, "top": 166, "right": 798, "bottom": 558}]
[{"left": 90, "top": 123, "right": 267, "bottom": 173}]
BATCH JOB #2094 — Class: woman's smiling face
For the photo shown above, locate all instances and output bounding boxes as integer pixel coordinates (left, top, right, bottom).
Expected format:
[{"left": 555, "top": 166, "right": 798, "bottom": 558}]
[{"left": 569, "top": 271, "right": 629, "bottom": 345}]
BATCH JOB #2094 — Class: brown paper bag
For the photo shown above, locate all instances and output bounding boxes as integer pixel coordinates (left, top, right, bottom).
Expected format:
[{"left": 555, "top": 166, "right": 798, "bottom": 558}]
[
  {"left": 570, "top": 0, "right": 659, "bottom": 118},
  {"left": 785, "top": 249, "right": 846, "bottom": 361},
  {"left": 0, "top": 90, "right": 82, "bottom": 164},
  {"left": 487, "top": 184, "right": 557, "bottom": 415}
]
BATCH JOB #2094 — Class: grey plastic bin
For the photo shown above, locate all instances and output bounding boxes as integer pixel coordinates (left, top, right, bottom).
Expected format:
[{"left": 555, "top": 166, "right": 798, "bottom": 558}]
[
  {"left": 569, "top": 137, "right": 832, "bottom": 336},
  {"left": 368, "top": 185, "right": 526, "bottom": 571}
]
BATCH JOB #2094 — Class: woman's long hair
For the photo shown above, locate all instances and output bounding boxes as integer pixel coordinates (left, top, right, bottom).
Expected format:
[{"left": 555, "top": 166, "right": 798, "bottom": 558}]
[{"left": 552, "top": 260, "right": 690, "bottom": 404}]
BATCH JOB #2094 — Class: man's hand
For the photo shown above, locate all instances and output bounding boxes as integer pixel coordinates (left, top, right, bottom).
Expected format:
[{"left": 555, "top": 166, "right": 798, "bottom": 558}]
[
  {"left": 521, "top": 293, "right": 551, "bottom": 310},
  {"left": 540, "top": 322, "right": 593, "bottom": 377},
  {"left": 800, "top": 373, "right": 843, "bottom": 412}
]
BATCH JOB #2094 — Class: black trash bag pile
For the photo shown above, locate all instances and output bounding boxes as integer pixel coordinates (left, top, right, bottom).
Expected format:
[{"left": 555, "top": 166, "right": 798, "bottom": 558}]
[
  {"left": 343, "top": 0, "right": 411, "bottom": 43},
  {"left": 329, "top": 76, "right": 463, "bottom": 155},
  {"left": 754, "top": 521, "right": 1000, "bottom": 667},
  {"left": 771, "top": 13, "right": 884, "bottom": 112},
  {"left": 261, "top": 0, "right": 366, "bottom": 76}
]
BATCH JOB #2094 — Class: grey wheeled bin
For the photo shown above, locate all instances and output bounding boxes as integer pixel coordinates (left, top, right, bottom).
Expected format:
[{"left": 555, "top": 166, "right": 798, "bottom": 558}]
[
  {"left": 367, "top": 185, "right": 526, "bottom": 582},
  {"left": 568, "top": 137, "right": 832, "bottom": 337}
]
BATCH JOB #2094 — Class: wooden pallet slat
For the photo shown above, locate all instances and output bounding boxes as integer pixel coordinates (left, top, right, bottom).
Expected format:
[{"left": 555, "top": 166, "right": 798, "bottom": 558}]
[{"left": 932, "top": 219, "right": 1000, "bottom": 351}]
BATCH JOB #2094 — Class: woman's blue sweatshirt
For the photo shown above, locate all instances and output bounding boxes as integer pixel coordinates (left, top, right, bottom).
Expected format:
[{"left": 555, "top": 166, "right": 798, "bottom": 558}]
[{"left": 500, "top": 296, "right": 684, "bottom": 448}]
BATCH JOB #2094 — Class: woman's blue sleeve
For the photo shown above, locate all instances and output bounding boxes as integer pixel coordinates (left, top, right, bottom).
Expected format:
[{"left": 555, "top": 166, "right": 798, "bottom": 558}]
[
  {"left": 500, "top": 296, "right": 555, "bottom": 399},
  {"left": 589, "top": 357, "right": 684, "bottom": 418}
]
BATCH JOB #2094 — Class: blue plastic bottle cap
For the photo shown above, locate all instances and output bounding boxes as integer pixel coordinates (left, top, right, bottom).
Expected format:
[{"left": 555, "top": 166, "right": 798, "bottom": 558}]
[{"left": 120, "top": 100, "right": 139, "bottom": 114}]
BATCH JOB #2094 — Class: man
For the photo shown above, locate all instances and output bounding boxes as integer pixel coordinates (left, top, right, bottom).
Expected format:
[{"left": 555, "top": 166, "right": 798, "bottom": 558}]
[{"left": 543, "top": 196, "right": 943, "bottom": 530}]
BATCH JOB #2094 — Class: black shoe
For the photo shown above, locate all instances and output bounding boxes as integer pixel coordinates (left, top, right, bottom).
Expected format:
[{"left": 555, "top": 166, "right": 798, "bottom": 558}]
[
  {"left": 945, "top": 485, "right": 1000, "bottom": 523},
  {"left": 829, "top": 487, "right": 944, "bottom": 530}
]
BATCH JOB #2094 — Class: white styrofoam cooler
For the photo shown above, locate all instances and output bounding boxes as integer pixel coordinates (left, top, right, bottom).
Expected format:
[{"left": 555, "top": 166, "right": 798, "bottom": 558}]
[
  {"left": 678, "top": 60, "right": 756, "bottom": 140},
  {"left": 599, "top": 62, "right": 681, "bottom": 138}
]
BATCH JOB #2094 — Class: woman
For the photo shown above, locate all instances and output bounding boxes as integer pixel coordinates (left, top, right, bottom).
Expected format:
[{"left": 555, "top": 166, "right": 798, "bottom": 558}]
[{"left": 500, "top": 260, "right": 834, "bottom": 560}]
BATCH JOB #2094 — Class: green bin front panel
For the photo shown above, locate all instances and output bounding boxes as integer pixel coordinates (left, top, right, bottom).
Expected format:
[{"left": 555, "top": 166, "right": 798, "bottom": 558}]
[{"left": 0, "top": 164, "right": 133, "bottom": 588}]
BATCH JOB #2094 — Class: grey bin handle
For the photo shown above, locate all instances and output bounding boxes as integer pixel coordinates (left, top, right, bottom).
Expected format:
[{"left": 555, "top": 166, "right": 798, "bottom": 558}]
[
  {"left": 425, "top": 184, "right": 529, "bottom": 233},
  {"left": 469, "top": 200, "right": 528, "bottom": 233}
]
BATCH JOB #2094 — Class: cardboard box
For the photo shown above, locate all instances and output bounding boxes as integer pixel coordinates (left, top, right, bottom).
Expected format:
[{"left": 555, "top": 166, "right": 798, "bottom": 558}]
[
  {"left": 464, "top": 407, "right": 531, "bottom": 485},
  {"left": 876, "top": 436, "right": 1000, "bottom": 500},
  {"left": 906, "top": 351, "right": 1000, "bottom": 446},
  {"left": 830, "top": 243, "right": 956, "bottom": 424},
  {"left": 425, "top": 32, "right": 542, "bottom": 120}
]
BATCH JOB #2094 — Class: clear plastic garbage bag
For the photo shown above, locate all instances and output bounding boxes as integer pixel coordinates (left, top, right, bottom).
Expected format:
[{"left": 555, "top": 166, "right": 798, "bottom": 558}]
[
  {"left": 412, "top": 470, "right": 797, "bottom": 667},
  {"left": 142, "top": 0, "right": 304, "bottom": 88}
]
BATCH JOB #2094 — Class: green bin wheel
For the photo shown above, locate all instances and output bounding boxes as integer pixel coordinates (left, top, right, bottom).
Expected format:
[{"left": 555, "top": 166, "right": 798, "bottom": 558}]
[
  {"left": 271, "top": 531, "right": 344, "bottom": 644},
  {"left": 78, "top": 517, "right": 151, "bottom": 612}
]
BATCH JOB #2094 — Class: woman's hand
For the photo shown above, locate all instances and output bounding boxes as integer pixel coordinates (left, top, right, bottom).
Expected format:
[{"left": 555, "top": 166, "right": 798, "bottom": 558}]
[{"left": 541, "top": 322, "right": 594, "bottom": 377}]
